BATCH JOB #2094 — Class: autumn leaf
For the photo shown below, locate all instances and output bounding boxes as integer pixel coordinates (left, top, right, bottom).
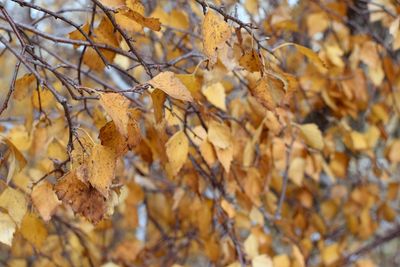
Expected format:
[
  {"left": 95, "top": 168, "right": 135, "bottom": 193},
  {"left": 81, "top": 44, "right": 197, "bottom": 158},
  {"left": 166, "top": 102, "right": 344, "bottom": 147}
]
[
  {"left": 165, "top": 130, "right": 189, "bottom": 176},
  {"left": 55, "top": 171, "right": 107, "bottom": 223},
  {"left": 298, "top": 123, "right": 324, "bottom": 150},
  {"left": 207, "top": 121, "right": 232, "bottom": 149},
  {"left": 202, "top": 82, "right": 227, "bottom": 111},
  {"left": 202, "top": 10, "right": 231, "bottom": 64},
  {"left": 86, "top": 144, "right": 116, "bottom": 198},
  {"left": 100, "top": 92, "right": 133, "bottom": 140},
  {"left": 148, "top": 71, "right": 193, "bottom": 102},
  {"left": 31, "top": 181, "right": 61, "bottom": 221}
]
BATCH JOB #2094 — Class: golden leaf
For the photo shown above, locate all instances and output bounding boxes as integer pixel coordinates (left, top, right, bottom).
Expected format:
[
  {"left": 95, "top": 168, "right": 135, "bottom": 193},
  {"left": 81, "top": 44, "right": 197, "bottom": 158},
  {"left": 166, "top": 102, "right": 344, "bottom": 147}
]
[
  {"left": 298, "top": 123, "right": 324, "bottom": 150},
  {"left": 31, "top": 181, "right": 61, "bottom": 221},
  {"left": 0, "top": 187, "right": 27, "bottom": 226},
  {"left": 148, "top": 71, "right": 193, "bottom": 102},
  {"left": 165, "top": 130, "right": 189, "bottom": 176},
  {"left": 20, "top": 213, "right": 48, "bottom": 249},
  {"left": 100, "top": 92, "right": 130, "bottom": 137},
  {"left": 202, "top": 11, "right": 231, "bottom": 64},
  {"left": 207, "top": 121, "right": 232, "bottom": 149},
  {"left": 13, "top": 74, "right": 36, "bottom": 101},
  {"left": 202, "top": 82, "right": 227, "bottom": 111}
]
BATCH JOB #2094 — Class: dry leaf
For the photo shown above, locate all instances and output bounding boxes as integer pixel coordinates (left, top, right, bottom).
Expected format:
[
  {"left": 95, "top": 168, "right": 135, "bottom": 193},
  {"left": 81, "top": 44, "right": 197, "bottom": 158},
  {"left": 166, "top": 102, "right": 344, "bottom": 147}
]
[
  {"left": 20, "top": 213, "right": 48, "bottom": 249},
  {"left": 148, "top": 71, "right": 193, "bottom": 102},
  {"left": 86, "top": 144, "right": 116, "bottom": 198},
  {"left": 151, "top": 89, "right": 166, "bottom": 123},
  {"left": 202, "top": 82, "right": 227, "bottom": 111},
  {"left": 202, "top": 11, "right": 231, "bottom": 64},
  {"left": 208, "top": 121, "right": 232, "bottom": 149},
  {"left": 274, "top": 43, "right": 327, "bottom": 71},
  {"left": 298, "top": 123, "right": 324, "bottom": 150},
  {"left": 55, "top": 171, "right": 107, "bottom": 223},
  {"left": 288, "top": 157, "right": 305, "bottom": 186},
  {"left": 165, "top": 130, "right": 189, "bottom": 176},
  {"left": 100, "top": 92, "right": 131, "bottom": 137},
  {"left": 0, "top": 135, "right": 27, "bottom": 184},
  {"left": 252, "top": 255, "right": 273, "bottom": 267},
  {"left": 0, "top": 212, "right": 16, "bottom": 246},
  {"left": 31, "top": 181, "right": 61, "bottom": 221},
  {"left": 13, "top": 74, "right": 36, "bottom": 101},
  {"left": 0, "top": 187, "right": 27, "bottom": 226}
]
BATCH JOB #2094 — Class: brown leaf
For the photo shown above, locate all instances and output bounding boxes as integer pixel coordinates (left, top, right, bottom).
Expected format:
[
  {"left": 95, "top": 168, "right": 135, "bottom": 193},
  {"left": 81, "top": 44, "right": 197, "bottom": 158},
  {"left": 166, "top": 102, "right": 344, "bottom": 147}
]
[
  {"left": 239, "top": 49, "right": 263, "bottom": 72},
  {"left": 99, "top": 121, "right": 129, "bottom": 156},
  {"left": 54, "top": 171, "right": 107, "bottom": 223},
  {"left": 151, "top": 89, "right": 166, "bottom": 123}
]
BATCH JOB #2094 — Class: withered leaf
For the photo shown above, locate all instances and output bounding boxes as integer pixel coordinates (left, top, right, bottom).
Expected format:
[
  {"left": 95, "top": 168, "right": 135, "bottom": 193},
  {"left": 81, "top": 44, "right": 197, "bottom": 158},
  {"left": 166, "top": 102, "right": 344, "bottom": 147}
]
[{"left": 54, "top": 171, "right": 107, "bottom": 224}]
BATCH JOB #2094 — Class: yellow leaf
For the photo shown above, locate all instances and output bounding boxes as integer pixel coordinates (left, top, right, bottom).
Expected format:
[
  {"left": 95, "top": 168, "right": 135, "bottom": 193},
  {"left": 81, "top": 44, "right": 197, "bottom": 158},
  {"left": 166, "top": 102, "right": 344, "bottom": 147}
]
[
  {"left": 350, "top": 131, "right": 368, "bottom": 150},
  {"left": 0, "top": 135, "right": 27, "bottom": 184},
  {"left": 20, "top": 213, "right": 48, "bottom": 249},
  {"left": 202, "top": 11, "right": 231, "bottom": 64},
  {"left": 288, "top": 157, "right": 305, "bottom": 186},
  {"left": 31, "top": 181, "right": 61, "bottom": 221},
  {"left": 100, "top": 92, "right": 130, "bottom": 137},
  {"left": 125, "top": 10, "right": 161, "bottom": 31},
  {"left": 216, "top": 145, "right": 233, "bottom": 173},
  {"left": 0, "top": 212, "right": 16, "bottom": 246},
  {"left": 13, "top": 74, "right": 36, "bottom": 101},
  {"left": 322, "top": 243, "right": 339, "bottom": 266},
  {"left": 249, "top": 76, "right": 285, "bottom": 110},
  {"left": 298, "top": 123, "right": 324, "bottom": 150},
  {"left": 200, "top": 139, "right": 217, "bottom": 166},
  {"left": 47, "top": 138, "right": 68, "bottom": 162},
  {"left": 252, "top": 254, "right": 273, "bottom": 267},
  {"left": 292, "top": 244, "right": 305, "bottom": 267},
  {"left": 176, "top": 74, "right": 202, "bottom": 98},
  {"left": 306, "top": 12, "right": 329, "bottom": 36},
  {"left": 274, "top": 43, "right": 327, "bottom": 71},
  {"left": 148, "top": 71, "right": 193, "bottom": 102},
  {"left": 239, "top": 50, "right": 263, "bottom": 72},
  {"left": 202, "top": 82, "right": 227, "bottom": 111},
  {"left": 221, "top": 199, "right": 235, "bottom": 218},
  {"left": 71, "top": 131, "right": 94, "bottom": 169},
  {"left": 165, "top": 131, "right": 189, "bottom": 176},
  {"left": 100, "top": 0, "right": 125, "bottom": 9},
  {"left": 126, "top": 0, "right": 145, "bottom": 13},
  {"left": 208, "top": 121, "right": 232, "bottom": 149},
  {"left": 272, "top": 254, "right": 290, "bottom": 267},
  {"left": 0, "top": 187, "right": 27, "bottom": 226},
  {"left": 115, "top": 11, "right": 143, "bottom": 33},
  {"left": 87, "top": 144, "right": 117, "bottom": 198},
  {"left": 244, "top": 233, "right": 259, "bottom": 259}
]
